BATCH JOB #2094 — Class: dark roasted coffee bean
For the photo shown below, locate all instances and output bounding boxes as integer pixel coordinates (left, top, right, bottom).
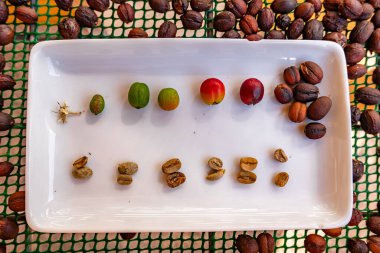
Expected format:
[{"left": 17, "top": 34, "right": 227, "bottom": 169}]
[
  {"left": 172, "top": 0, "right": 188, "bottom": 14},
  {"left": 355, "top": 86, "right": 380, "bottom": 104},
  {"left": 265, "top": 30, "right": 285, "bottom": 39},
  {"left": 350, "top": 20, "right": 374, "bottom": 43},
  {"left": 300, "top": 61, "right": 323, "bottom": 84},
  {"left": 307, "top": 96, "right": 332, "bottom": 120},
  {"left": 158, "top": 21, "right": 177, "bottom": 38},
  {"left": 323, "top": 32, "right": 347, "bottom": 46},
  {"left": 128, "top": 28, "right": 148, "bottom": 38},
  {"left": 8, "top": 0, "right": 28, "bottom": 6},
  {"left": 275, "top": 14, "right": 290, "bottom": 30},
  {"left": 294, "top": 83, "right": 319, "bottom": 102},
  {"left": 0, "top": 112, "right": 14, "bottom": 131},
  {"left": 214, "top": 11, "right": 235, "bottom": 32},
  {"left": 75, "top": 7, "right": 97, "bottom": 28},
  {"left": 87, "top": 0, "right": 109, "bottom": 12},
  {"left": 303, "top": 19, "right": 323, "bottom": 40},
  {"left": 338, "top": 0, "right": 363, "bottom": 19},
  {"left": 304, "top": 234, "right": 326, "bottom": 252},
  {"left": 246, "top": 33, "right": 263, "bottom": 41},
  {"left": 367, "top": 216, "right": 380, "bottom": 235},
  {"left": 15, "top": 6, "right": 38, "bottom": 24},
  {"left": 0, "top": 75, "right": 14, "bottom": 90},
  {"left": 358, "top": 3, "right": 374, "bottom": 20},
  {"left": 190, "top": 0, "right": 211, "bottom": 12},
  {"left": 149, "top": 0, "right": 169, "bottom": 13},
  {"left": 307, "top": 0, "right": 322, "bottom": 12},
  {"left": 373, "top": 66, "right": 380, "bottom": 85},
  {"left": 0, "top": 25, "right": 13, "bottom": 46},
  {"left": 235, "top": 234, "right": 259, "bottom": 253},
  {"left": 257, "top": 233, "right": 275, "bottom": 253},
  {"left": 287, "top": 18, "right": 304, "bottom": 39},
  {"left": 0, "top": 1, "right": 8, "bottom": 24},
  {"left": 258, "top": 7, "right": 274, "bottom": 31},
  {"left": 117, "top": 3, "right": 134, "bottom": 24},
  {"left": 348, "top": 208, "right": 363, "bottom": 226},
  {"left": 304, "top": 122, "right": 327, "bottom": 139},
  {"left": 352, "top": 159, "right": 364, "bottom": 182},
  {"left": 351, "top": 105, "right": 361, "bottom": 125},
  {"left": 295, "top": 2, "right": 315, "bottom": 21},
  {"left": 58, "top": 17, "right": 80, "bottom": 39},
  {"left": 322, "top": 11, "right": 348, "bottom": 32},
  {"left": 239, "top": 14, "right": 258, "bottom": 35},
  {"left": 247, "top": 0, "right": 262, "bottom": 16},
  {"left": 324, "top": 0, "right": 343, "bottom": 11},
  {"left": 360, "top": 109, "right": 380, "bottom": 135},
  {"left": 344, "top": 43, "right": 365, "bottom": 65},
  {"left": 226, "top": 0, "right": 247, "bottom": 18},
  {"left": 372, "top": 10, "right": 380, "bottom": 27},
  {"left": 347, "top": 238, "right": 369, "bottom": 253},
  {"left": 368, "top": 28, "right": 380, "bottom": 52},
  {"left": 271, "top": 0, "right": 297, "bottom": 14},
  {"left": 181, "top": 10, "right": 203, "bottom": 30},
  {"left": 348, "top": 64, "right": 367, "bottom": 79},
  {"left": 222, "top": 30, "right": 241, "bottom": 38},
  {"left": 55, "top": 0, "right": 73, "bottom": 11}
]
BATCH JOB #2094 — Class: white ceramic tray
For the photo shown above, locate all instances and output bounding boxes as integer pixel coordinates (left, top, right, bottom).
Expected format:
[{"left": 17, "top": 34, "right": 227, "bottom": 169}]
[{"left": 26, "top": 39, "right": 352, "bottom": 233}]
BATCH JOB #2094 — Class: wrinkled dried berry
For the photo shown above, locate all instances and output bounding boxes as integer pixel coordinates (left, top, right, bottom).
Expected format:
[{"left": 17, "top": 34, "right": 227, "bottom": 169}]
[
  {"left": 75, "top": 7, "right": 97, "bottom": 28},
  {"left": 322, "top": 11, "right": 348, "bottom": 32},
  {"left": 0, "top": 1, "right": 8, "bottom": 24},
  {"left": 348, "top": 208, "right": 363, "bottom": 226},
  {"left": 276, "top": 14, "right": 291, "bottom": 30},
  {"left": 0, "top": 24, "right": 14, "bottom": 46},
  {"left": 246, "top": 34, "right": 262, "bottom": 41},
  {"left": 352, "top": 159, "right": 364, "bottom": 182},
  {"left": 323, "top": 32, "right": 347, "bottom": 46},
  {"left": 373, "top": 66, "right": 380, "bottom": 85},
  {"left": 372, "top": 10, "right": 380, "bottom": 27},
  {"left": 351, "top": 105, "right": 361, "bottom": 125},
  {"left": 307, "top": 0, "right": 322, "bottom": 12},
  {"left": 58, "top": 18, "right": 80, "bottom": 39}
]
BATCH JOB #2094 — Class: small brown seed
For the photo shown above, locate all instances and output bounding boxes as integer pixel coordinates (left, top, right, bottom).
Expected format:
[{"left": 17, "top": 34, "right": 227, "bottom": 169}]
[
  {"left": 237, "top": 171, "right": 257, "bottom": 184},
  {"left": 118, "top": 162, "right": 138, "bottom": 175},
  {"left": 322, "top": 227, "right": 342, "bottom": 237},
  {"left": 307, "top": 96, "right": 332, "bottom": 121},
  {"left": 368, "top": 28, "right": 380, "bottom": 53},
  {"left": 344, "top": 43, "right": 365, "bottom": 65},
  {"left": 0, "top": 1, "right": 8, "bottom": 24},
  {"left": 350, "top": 20, "right": 374, "bottom": 44},
  {"left": 347, "top": 64, "right": 367, "bottom": 79},
  {"left": 322, "top": 11, "right": 348, "bottom": 32},
  {"left": 0, "top": 75, "right": 15, "bottom": 90},
  {"left": 264, "top": 30, "right": 285, "bottom": 39},
  {"left": 324, "top": 0, "right": 343, "bottom": 11},
  {"left": 117, "top": 174, "right": 133, "bottom": 185},
  {"left": 368, "top": 236, "right": 380, "bottom": 252},
  {"left": 158, "top": 21, "right": 177, "bottom": 38},
  {"left": 294, "top": 83, "right": 319, "bottom": 102},
  {"left": 239, "top": 15, "right": 258, "bottom": 35},
  {"left": 300, "top": 61, "right": 323, "bottom": 84},
  {"left": 355, "top": 87, "right": 380, "bottom": 105},
  {"left": 162, "top": 158, "right": 181, "bottom": 174},
  {"left": 288, "top": 102, "right": 307, "bottom": 123},
  {"left": 287, "top": 18, "right": 305, "bottom": 39},
  {"left": 304, "top": 122, "right": 326, "bottom": 139},
  {"left": 235, "top": 234, "right": 259, "bottom": 253},
  {"left": 190, "top": 0, "right": 211, "bottom": 12},
  {"left": 274, "top": 83, "right": 293, "bottom": 104},
  {"left": 128, "top": 28, "right": 148, "bottom": 38},
  {"left": 283, "top": 66, "right": 300, "bottom": 86},
  {"left": 72, "top": 167, "right": 93, "bottom": 179},
  {"left": 206, "top": 169, "right": 225, "bottom": 181},
  {"left": 257, "top": 7, "right": 274, "bottom": 31},
  {"left": 0, "top": 218, "right": 19, "bottom": 240},
  {"left": 58, "top": 18, "right": 80, "bottom": 39},
  {"left": 367, "top": 216, "right": 380, "bottom": 235},
  {"left": 226, "top": 0, "right": 247, "bottom": 18},
  {"left": 0, "top": 161, "right": 14, "bottom": 176},
  {"left": 8, "top": 191, "right": 25, "bottom": 212},
  {"left": 172, "top": 0, "right": 188, "bottom": 14},
  {"left": 149, "top": 0, "right": 169, "bottom": 13},
  {"left": 348, "top": 208, "right": 363, "bottom": 226},
  {"left": 181, "top": 10, "right": 203, "bottom": 30},
  {"left": 247, "top": 0, "right": 262, "bottom": 16},
  {"left": 271, "top": 0, "right": 297, "bottom": 14},
  {"left": 295, "top": 2, "right": 315, "bottom": 21},
  {"left": 240, "top": 157, "right": 258, "bottom": 171},
  {"left": 208, "top": 157, "right": 223, "bottom": 170},
  {"left": 303, "top": 19, "right": 323, "bottom": 40},
  {"left": 222, "top": 30, "right": 241, "bottom": 38},
  {"left": 352, "top": 159, "right": 364, "bottom": 182},
  {"left": 55, "top": 0, "right": 73, "bottom": 11},
  {"left": 276, "top": 14, "right": 291, "bottom": 30},
  {"left": 347, "top": 238, "right": 369, "bottom": 253},
  {"left": 117, "top": 3, "right": 134, "bottom": 24},
  {"left": 273, "top": 149, "right": 288, "bottom": 163},
  {"left": 338, "top": 0, "right": 363, "bottom": 19},
  {"left": 75, "top": 7, "right": 97, "bottom": 28},
  {"left": 304, "top": 234, "right": 326, "bottom": 253},
  {"left": 257, "top": 233, "right": 275, "bottom": 253},
  {"left": 0, "top": 24, "right": 14, "bottom": 46},
  {"left": 274, "top": 172, "right": 289, "bottom": 187},
  {"left": 87, "top": 0, "right": 109, "bottom": 12},
  {"left": 360, "top": 109, "right": 380, "bottom": 135},
  {"left": 166, "top": 172, "right": 186, "bottom": 188},
  {"left": 73, "top": 156, "right": 88, "bottom": 169},
  {"left": 351, "top": 105, "right": 361, "bottom": 125},
  {"left": 214, "top": 11, "right": 236, "bottom": 32}
]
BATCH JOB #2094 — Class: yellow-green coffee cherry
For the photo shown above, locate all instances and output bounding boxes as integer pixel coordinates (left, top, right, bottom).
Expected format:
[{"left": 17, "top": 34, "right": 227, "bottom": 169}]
[
  {"left": 158, "top": 88, "right": 180, "bottom": 111},
  {"left": 89, "top": 94, "right": 105, "bottom": 115},
  {"left": 128, "top": 82, "right": 150, "bottom": 109}
]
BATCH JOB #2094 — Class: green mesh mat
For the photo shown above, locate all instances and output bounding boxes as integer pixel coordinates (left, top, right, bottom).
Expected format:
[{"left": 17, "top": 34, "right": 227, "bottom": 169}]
[{"left": 1, "top": 0, "right": 377, "bottom": 251}]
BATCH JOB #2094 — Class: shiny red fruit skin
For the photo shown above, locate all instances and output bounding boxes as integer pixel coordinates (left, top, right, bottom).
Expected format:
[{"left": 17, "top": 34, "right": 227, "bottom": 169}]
[
  {"left": 200, "top": 78, "right": 226, "bottom": 105},
  {"left": 240, "top": 78, "right": 264, "bottom": 105}
]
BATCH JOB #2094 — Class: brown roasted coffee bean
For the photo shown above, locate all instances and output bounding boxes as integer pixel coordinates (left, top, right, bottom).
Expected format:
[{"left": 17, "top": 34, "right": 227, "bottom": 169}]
[
  {"left": 235, "top": 234, "right": 259, "bottom": 253},
  {"left": 300, "top": 61, "right": 323, "bottom": 84},
  {"left": 181, "top": 10, "right": 203, "bottom": 30},
  {"left": 360, "top": 109, "right": 380, "bottom": 134},
  {"left": 257, "top": 233, "right": 274, "bottom": 253},
  {"left": 247, "top": 0, "right": 262, "bottom": 16},
  {"left": 265, "top": 30, "right": 285, "bottom": 39},
  {"left": 190, "top": 0, "right": 211, "bottom": 12},
  {"left": 347, "top": 64, "right": 367, "bottom": 79},
  {"left": 344, "top": 43, "right": 365, "bottom": 65},
  {"left": 368, "top": 216, "right": 380, "bottom": 235},
  {"left": 368, "top": 236, "right": 380, "bottom": 252},
  {"left": 258, "top": 7, "right": 274, "bottom": 31},
  {"left": 304, "top": 122, "right": 326, "bottom": 139},
  {"left": 0, "top": 112, "right": 14, "bottom": 131},
  {"left": 352, "top": 159, "right": 364, "bottom": 182},
  {"left": 323, "top": 32, "right": 347, "bottom": 46},
  {"left": 149, "top": 0, "right": 169, "bottom": 13},
  {"left": 368, "top": 28, "right": 380, "bottom": 52},
  {"left": 128, "top": 28, "right": 148, "bottom": 38},
  {"left": 172, "top": 0, "right": 188, "bottom": 14},
  {"left": 237, "top": 171, "right": 257, "bottom": 184},
  {"left": 303, "top": 19, "right": 323, "bottom": 40},
  {"left": 284, "top": 66, "right": 300, "bottom": 86},
  {"left": 307, "top": 96, "right": 332, "bottom": 121},
  {"left": 338, "top": 0, "right": 363, "bottom": 19},
  {"left": 208, "top": 157, "right": 223, "bottom": 170},
  {"left": 274, "top": 83, "right": 293, "bottom": 104},
  {"left": 206, "top": 169, "right": 225, "bottom": 181},
  {"left": 118, "top": 3, "right": 134, "bottom": 24},
  {"left": 351, "top": 105, "right": 361, "bottom": 125},
  {"left": 322, "top": 11, "right": 348, "bottom": 32},
  {"left": 369, "top": 0, "right": 380, "bottom": 9},
  {"left": 322, "top": 228, "right": 342, "bottom": 237},
  {"left": 0, "top": 53, "right": 5, "bottom": 72},
  {"left": 355, "top": 87, "right": 380, "bottom": 105},
  {"left": 347, "top": 238, "right": 369, "bottom": 253},
  {"left": 0, "top": 161, "right": 14, "bottom": 176},
  {"left": 271, "top": 0, "right": 297, "bottom": 14},
  {"left": 8, "top": 191, "right": 25, "bottom": 212},
  {"left": 0, "top": 218, "right": 19, "bottom": 240},
  {"left": 222, "top": 30, "right": 241, "bottom": 38},
  {"left": 373, "top": 66, "right": 380, "bottom": 85},
  {"left": 240, "top": 157, "right": 258, "bottom": 171},
  {"left": 8, "top": 0, "right": 28, "bottom": 6},
  {"left": 0, "top": 24, "right": 14, "bottom": 46},
  {"left": 324, "top": 0, "right": 343, "bottom": 11},
  {"left": 214, "top": 11, "right": 235, "bottom": 32},
  {"left": 226, "top": 0, "right": 247, "bottom": 18},
  {"left": 118, "top": 162, "right": 138, "bottom": 175},
  {"left": 158, "top": 21, "right": 177, "bottom": 38},
  {"left": 307, "top": 0, "right": 322, "bottom": 12},
  {"left": 289, "top": 102, "right": 307, "bottom": 123},
  {"left": 372, "top": 10, "right": 380, "bottom": 27},
  {"left": 162, "top": 158, "right": 181, "bottom": 174},
  {"left": 304, "top": 234, "right": 326, "bottom": 253},
  {"left": 274, "top": 172, "right": 289, "bottom": 187},
  {"left": 350, "top": 20, "right": 374, "bottom": 44},
  {"left": 55, "top": 0, "right": 73, "bottom": 11},
  {"left": 58, "top": 18, "right": 80, "bottom": 39},
  {"left": 239, "top": 15, "right": 258, "bottom": 35},
  {"left": 287, "top": 18, "right": 304, "bottom": 39},
  {"left": 276, "top": 14, "right": 291, "bottom": 30},
  {"left": 358, "top": 3, "right": 374, "bottom": 20},
  {"left": 75, "top": 7, "right": 97, "bottom": 28},
  {"left": 246, "top": 34, "right": 262, "bottom": 41},
  {"left": 0, "top": 1, "right": 8, "bottom": 24},
  {"left": 295, "top": 2, "right": 315, "bottom": 21},
  {"left": 87, "top": 0, "right": 109, "bottom": 12},
  {"left": 166, "top": 172, "right": 186, "bottom": 188},
  {"left": 0, "top": 75, "right": 15, "bottom": 90},
  {"left": 294, "top": 83, "right": 319, "bottom": 102},
  {"left": 348, "top": 208, "right": 363, "bottom": 226}
]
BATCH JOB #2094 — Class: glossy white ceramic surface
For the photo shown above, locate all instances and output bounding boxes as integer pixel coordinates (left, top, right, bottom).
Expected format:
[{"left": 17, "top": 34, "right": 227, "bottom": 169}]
[{"left": 26, "top": 39, "right": 352, "bottom": 233}]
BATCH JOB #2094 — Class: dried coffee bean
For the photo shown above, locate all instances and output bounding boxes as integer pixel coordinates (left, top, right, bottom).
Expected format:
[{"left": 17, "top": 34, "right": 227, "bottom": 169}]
[
  {"left": 235, "top": 234, "right": 259, "bottom": 253},
  {"left": 0, "top": 75, "right": 15, "bottom": 90},
  {"left": 87, "top": 0, "right": 109, "bottom": 12},
  {"left": 226, "top": 0, "right": 247, "bottom": 18},
  {"left": 73, "top": 156, "right": 88, "bottom": 169},
  {"left": 55, "top": 0, "right": 72, "bottom": 11},
  {"left": 0, "top": 25, "right": 13, "bottom": 46},
  {"left": 276, "top": 14, "right": 291, "bottom": 30},
  {"left": 208, "top": 157, "right": 223, "bottom": 170},
  {"left": 287, "top": 18, "right": 304, "bottom": 39},
  {"left": 239, "top": 15, "right": 258, "bottom": 35},
  {"left": 295, "top": 2, "right": 315, "bottom": 21},
  {"left": 294, "top": 83, "right": 319, "bottom": 102},
  {"left": 358, "top": 3, "right": 374, "bottom": 20},
  {"left": 158, "top": 21, "right": 177, "bottom": 38},
  {"left": 0, "top": 161, "right": 14, "bottom": 176},
  {"left": 8, "top": 0, "right": 28, "bottom": 6},
  {"left": 237, "top": 171, "right": 257, "bottom": 184},
  {"left": 172, "top": 0, "right": 188, "bottom": 15},
  {"left": 288, "top": 102, "right": 307, "bottom": 123},
  {"left": 324, "top": 0, "right": 343, "bottom": 11},
  {"left": 338, "top": 0, "right": 363, "bottom": 19},
  {"left": 283, "top": 66, "right": 300, "bottom": 86},
  {"left": 348, "top": 64, "right": 367, "bottom": 79},
  {"left": 300, "top": 61, "right": 323, "bottom": 84},
  {"left": 355, "top": 87, "right": 380, "bottom": 105},
  {"left": 273, "top": 149, "right": 288, "bottom": 162},
  {"left": 117, "top": 174, "right": 133, "bottom": 185},
  {"left": 322, "top": 11, "right": 348, "bottom": 32},
  {"left": 368, "top": 28, "right": 380, "bottom": 52},
  {"left": 181, "top": 10, "right": 203, "bottom": 30},
  {"left": 350, "top": 20, "right": 374, "bottom": 44},
  {"left": 222, "top": 30, "right": 241, "bottom": 38},
  {"left": 118, "top": 162, "right": 138, "bottom": 175},
  {"left": 304, "top": 234, "right": 326, "bottom": 253},
  {"left": 374, "top": 66, "right": 380, "bottom": 85},
  {"left": 258, "top": 7, "right": 274, "bottom": 31},
  {"left": 240, "top": 157, "right": 258, "bottom": 171},
  {"left": 72, "top": 167, "right": 93, "bottom": 179},
  {"left": 128, "top": 28, "right": 148, "bottom": 38},
  {"left": 372, "top": 10, "right": 380, "bottom": 27},
  {"left": 323, "top": 32, "right": 347, "bottom": 46},
  {"left": 322, "top": 227, "right": 342, "bottom": 237},
  {"left": 368, "top": 236, "right": 380, "bottom": 252},
  {"left": 257, "top": 233, "right": 274, "bottom": 253},
  {"left": 307, "top": 96, "right": 332, "bottom": 120},
  {"left": 206, "top": 169, "right": 225, "bottom": 181},
  {"left": 307, "top": 0, "right": 322, "bottom": 12},
  {"left": 162, "top": 158, "right": 181, "bottom": 174},
  {"left": 348, "top": 208, "right": 363, "bottom": 226},
  {"left": 274, "top": 83, "right": 293, "bottom": 104},
  {"left": 0, "top": 112, "right": 14, "bottom": 131},
  {"left": 247, "top": 0, "right": 262, "bottom": 16},
  {"left": 352, "top": 159, "right": 364, "bottom": 182},
  {"left": 271, "top": 0, "right": 297, "bottom": 14},
  {"left": 360, "top": 109, "right": 380, "bottom": 134},
  {"left": 166, "top": 172, "right": 186, "bottom": 188},
  {"left": 8, "top": 191, "right": 25, "bottom": 212},
  {"left": 345, "top": 43, "right": 365, "bottom": 65},
  {"left": 58, "top": 18, "right": 80, "bottom": 39},
  {"left": 265, "top": 30, "right": 285, "bottom": 39},
  {"left": 190, "top": 0, "right": 211, "bottom": 12},
  {"left": 75, "top": 7, "right": 97, "bottom": 28},
  {"left": 304, "top": 122, "right": 326, "bottom": 139},
  {"left": 351, "top": 105, "right": 361, "bottom": 125},
  {"left": 0, "top": 218, "right": 18, "bottom": 240},
  {"left": 149, "top": 0, "right": 169, "bottom": 13},
  {"left": 369, "top": 0, "right": 380, "bottom": 9},
  {"left": 347, "top": 238, "right": 368, "bottom": 253},
  {"left": 303, "top": 19, "right": 323, "bottom": 40},
  {"left": 368, "top": 216, "right": 380, "bottom": 235},
  {"left": 117, "top": 3, "right": 134, "bottom": 24},
  {"left": 246, "top": 34, "right": 263, "bottom": 41},
  {"left": 214, "top": 11, "right": 235, "bottom": 32},
  {"left": 119, "top": 233, "right": 137, "bottom": 240},
  {"left": 0, "top": 1, "right": 8, "bottom": 24},
  {"left": 274, "top": 172, "right": 289, "bottom": 187}
]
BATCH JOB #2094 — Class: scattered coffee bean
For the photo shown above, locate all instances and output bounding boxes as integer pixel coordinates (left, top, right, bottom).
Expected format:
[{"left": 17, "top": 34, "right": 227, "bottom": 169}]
[
  {"left": 206, "top": 169, "right": 225, "bottom": 181},
  {"left": 240, "top": 157, "right": 258, "bottom": 171},
  {"left": 190, "top": 0, "right": 211, "bottom": 12},
  {"left": 344, "top": 43, "right": 365, "bottom": 65},
  {"left": 324, "top": 0, "right": 342, "bottom": 11},
  {"left": 119, "top": 233, "right": 137, "bottom": 240},
  {"left": 239, "top": 14, "right": 258, "bottom": 35},
  {"left": 172, "top": 0, "right": 188, "bottom": 14},
  {"left": 303, "top": 19, "right": 323, "bottom": 40},
  {"left": 350, "top": 20, "right": 374, "bottom": 44},
  {"left": 247, "top": 0, "right": 262, "bottom": 16},
  {"left": 0, "top": 161, "right": 14, "bottom": 176},
  {"left": 0, "top": 24, "right": 14, "bottom": 46},
  {"left": 149, "top": 0, "right": 169, "bottom": 13},
  {"left": 358, "top": 3, "right": 374, "bottom": 20},
  {"left": 117, "top": 3, "right": 134, "bottom": 24},
  {"left": 287, "top": 18, "right": 305, "bottom": 39},
  {"left": 117, "top": 174, "right": 133, "bottom": 185},
  {"left": 367, "top": 216, "right": 380, "bottom": 235},
  {"left": 258, "top": 7, "right": 274, "bottom": 31},
  {"left": 158, "top": 21, "right": 177, "bottom": 38},
  {"left": 181, "top": 10, "right": 203, "bottom": 30},
  {"left": 347, "top": 238, "right": 369, "bottom": 253},
  {"left": 304, "top": 122, "right": 327, "bottom": 139},
  {"left": 246, "top": 34, "right": 263, "bottom": 41},
  {"left": 274, "top": 172, "right": 289, "bottom": 187},
  {"left": 166, "top": 171, "right": 186, "bottom": 188},
  {"left": 322, "top": 227, "right": 342, "bottom": 237},
  {"left": 58, "top": 18, "right": 80, "bottom": 39},
  {"left": 304, "top": 234, "right": 326, "bottom": 253},
  {"left": 372, "top": 10, "right": 380, "bottom": 27},
  {"left": 222, "top": 30, "right": 241, "bottom": 38},
  {"left": 373, "top": 66, "right": 380, "bottom": 85},
  {"left": 294, "top": 83, "right": 319, "bottom": 102},
  {"left": 226, "top": 0, "right": 247, "bottom": 18},
  {"left": 289, "top": 102, "right": 307, "bottom": 123},
  {"left": 128, "top": 28, "right": 148, "bottom": 38},
  {"left": 368, "top": 236, "right": 380, "bottom": 253},
  {"left": 257, "top": 233, "right": 275, "bottom": 253},
  {"left": 162, "top": 158, "right": 182, "bottom": 174},
  {"left": 322, "top": 11, "right": 348, "bottom": 32},
  {"left": 75, "top": 7, "right": 97, "bottom": 28},
  {"left": 295, "top": 2, "right": 315, "bottom": 21},
  {"left": 276, "top": 14, "right": 291, "bottom": 30},
  {"left": 338, "top": 0, "right": 363, "bottom": 19},
  {"left": 237, "top": 171, "right": 257, "bottom": 184},
  {"left": 0, "top": 112, "right": 14, "bottom": 131},
  {"left": 273, "top": 149, "right": 288, "bottom": 163},
  {"left": 0, "top": 218, "right": 19, "bottom": 240},
  {"left": 87, "top": 0, "right": 109, "bottom": 12},
  {"left": 55, "top": 0, "right": 73, "bottom": 11},
  {"left": 118, "top": 162, "right": 138, "bottom": 175},
  {"left": 300, "top": 61, "right": 323, "bottom": 84},
  {"left": 0, "top": 1, "right": 8, "bottom": 24},
  {"left": 8, "top": 191, "right": 25, "bottom": 212},
  {"left": 235, "top": 234, "right": 259, "bottom": 253},
  {"left": 360, "top": 109, "right": 380, "bottom": 134},
  {"left": 265, "top": 30, "right": 285, "bottom": 39},
  {"left": 350, "top": 105, "right": 361, "bottom": 125},
  {"left": 355, "top": 87, "right": 380, "bottom": 105},
  {"left": 72, "top": 167, "right": 93, "bottom": 179},
  {"left": 73, "top": 156, "right": 88, "bottom": 169},
  {"left": 283, "top": 66, "right": 300, "bottom": 86},
  {"left": 208, "top": 157, "right": 223, "bottom": 170},
  {"left": 0, "top": 75, "right": 15, "bottom": 90},
  {"left": 368, "top": 28, "right": 380, "bottom": 53},
  {"left": 307, "top": 96, "right": 332, "bottom": 121},
  {"left": 352, "top": 159, "right": 364, "bottom": 182},
  {"left": 323, "top": 32, "right": 347, "bottom": 46},
  {"left": 307, "top": 0, "right": 322, "bottom": 12},
  {"left": 274, "top": 83, "right": 293, "bottom": 104},
  {"left": 348, "top": 64, "right": 367, "bottom": 79},
  {"left": 213, "top": 11, "right": 236, "bottom": 32},
  {"left": 271, "top": 0, "right": 297, "bottom": 14},
  {"left": 348, "top": 208, "right": 363, "bottom": 226}
]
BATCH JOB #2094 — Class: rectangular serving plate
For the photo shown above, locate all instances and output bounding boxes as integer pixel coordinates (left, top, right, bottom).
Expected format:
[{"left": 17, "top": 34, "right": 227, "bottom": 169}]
[{"left": 26, "top": 39, "right": 352, "bottom": 233}]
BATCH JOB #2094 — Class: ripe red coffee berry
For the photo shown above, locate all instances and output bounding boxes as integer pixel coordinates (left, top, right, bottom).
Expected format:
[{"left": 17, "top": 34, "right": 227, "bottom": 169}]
[{"left": 240, "top": 78, "right": 264, "bottom": 106}]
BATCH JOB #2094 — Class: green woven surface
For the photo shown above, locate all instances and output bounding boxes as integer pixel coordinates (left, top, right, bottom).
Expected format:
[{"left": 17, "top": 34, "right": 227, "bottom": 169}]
[{"left": 1, "top": 0, "right": 376, "bottom": 251}]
